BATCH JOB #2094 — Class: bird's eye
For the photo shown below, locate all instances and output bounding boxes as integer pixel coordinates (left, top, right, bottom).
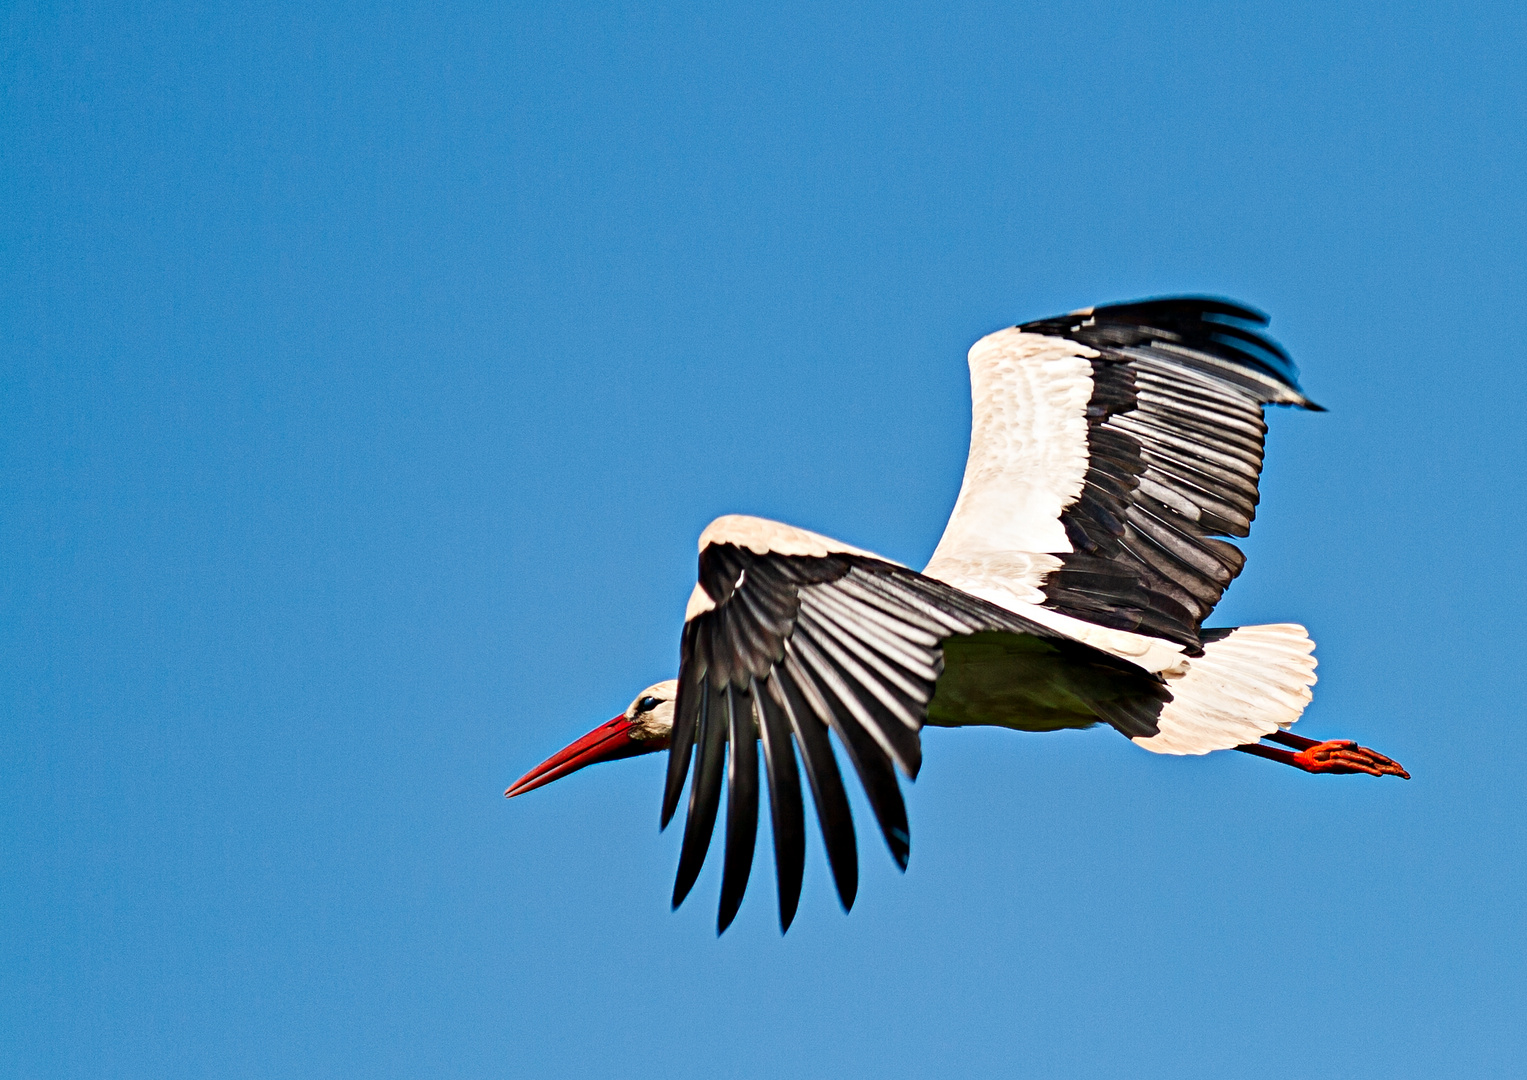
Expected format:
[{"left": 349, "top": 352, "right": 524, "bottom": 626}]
[{"left": 637, "top": 696, "right": 661, "bottom": 713}]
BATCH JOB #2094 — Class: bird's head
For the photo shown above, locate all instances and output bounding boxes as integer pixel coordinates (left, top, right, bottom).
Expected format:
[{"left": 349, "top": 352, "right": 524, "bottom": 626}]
[{"left": 504, "top": 679, "right": 677, "bottom": 798}]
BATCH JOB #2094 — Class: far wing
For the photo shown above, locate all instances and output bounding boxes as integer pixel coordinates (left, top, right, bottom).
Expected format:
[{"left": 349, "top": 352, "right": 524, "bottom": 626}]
[
  {"left": 663, "top": 516, "right": 1163, "bottom": 933},
  {"left": 925, "top": 297, "right": 1318, "bottom": 653}
]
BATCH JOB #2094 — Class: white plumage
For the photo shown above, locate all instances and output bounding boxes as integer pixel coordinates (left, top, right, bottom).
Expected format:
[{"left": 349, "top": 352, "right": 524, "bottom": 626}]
[
  {"left": 926, "top": 329, "right": 1098, "bottom": 571},
  {"left": 1142, "top": 623, "right": 1318, "bottom": 755}
]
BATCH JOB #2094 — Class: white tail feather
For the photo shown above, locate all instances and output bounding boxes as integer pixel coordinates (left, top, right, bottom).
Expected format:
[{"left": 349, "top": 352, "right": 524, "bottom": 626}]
[{"left": 1132, "top": 624, "right": 1318, "bottom": 756}]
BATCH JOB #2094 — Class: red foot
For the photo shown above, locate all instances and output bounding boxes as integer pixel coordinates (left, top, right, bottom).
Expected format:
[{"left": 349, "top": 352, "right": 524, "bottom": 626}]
[
  {"left": 1289, "top": 739, "right": 1409, "bottom": 778},
  {"left": 1235, "top": 732, "right": 1411, "bottom": 778}
]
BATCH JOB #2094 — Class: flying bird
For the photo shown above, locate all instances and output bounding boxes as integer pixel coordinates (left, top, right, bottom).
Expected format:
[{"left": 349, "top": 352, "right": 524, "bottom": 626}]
[{"left": 507, "top": 297, "right": 1408, "bottom": 934}]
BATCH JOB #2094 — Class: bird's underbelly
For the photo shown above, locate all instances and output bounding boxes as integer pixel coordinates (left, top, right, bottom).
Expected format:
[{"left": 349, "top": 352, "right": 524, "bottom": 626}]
[{"left": 925, "top": 631, "right": 1108, "bottom": 733}]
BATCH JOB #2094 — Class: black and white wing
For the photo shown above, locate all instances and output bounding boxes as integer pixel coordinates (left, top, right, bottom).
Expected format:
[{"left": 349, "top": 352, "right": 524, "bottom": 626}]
[
  {"left": 923, "top": 297, "right": 1318, "bottom": 654},
  {"left": 662, "top": 515, "right": 1163, "bottom": 934}
]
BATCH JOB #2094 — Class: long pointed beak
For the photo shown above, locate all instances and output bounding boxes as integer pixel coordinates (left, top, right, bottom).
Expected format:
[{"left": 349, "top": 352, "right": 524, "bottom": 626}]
[{"left": 505, "top": 714, "right": 662, "bottom": 798}]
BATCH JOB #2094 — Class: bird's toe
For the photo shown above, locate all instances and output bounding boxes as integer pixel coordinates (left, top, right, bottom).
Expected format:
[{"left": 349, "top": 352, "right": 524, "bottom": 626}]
[{"left": 1293, "top": 739, "right": 1410, "bottom": 779}]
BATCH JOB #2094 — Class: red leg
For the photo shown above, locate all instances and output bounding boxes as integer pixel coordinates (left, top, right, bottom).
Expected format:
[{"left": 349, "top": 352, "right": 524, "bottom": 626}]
[
  {"left": 1234, "top": 734, "right": 1409, "bottom": 778},
  {"left": 1265, "top": 730, "right": 1320, "bottom": 752}
]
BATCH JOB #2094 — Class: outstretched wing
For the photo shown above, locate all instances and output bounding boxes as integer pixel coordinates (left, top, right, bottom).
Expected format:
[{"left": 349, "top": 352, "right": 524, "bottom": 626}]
[
  {"left": 924, "top": 297, "right": 1318, "bottom": 653},
  {"left": 663, "top": 515, "right": 1163, "bottom": 934}
]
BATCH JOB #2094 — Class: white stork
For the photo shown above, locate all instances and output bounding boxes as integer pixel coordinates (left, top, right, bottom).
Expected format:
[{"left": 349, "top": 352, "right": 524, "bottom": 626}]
[{"left": 507, "top": 297, "right": 1408, "bottom": 934}]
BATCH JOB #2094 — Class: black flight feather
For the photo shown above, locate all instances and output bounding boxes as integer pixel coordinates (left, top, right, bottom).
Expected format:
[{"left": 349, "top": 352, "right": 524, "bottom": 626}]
[
  {"left": 717, "top": 683, "right": 759, "bottom": 933},
  {"left": 754, "top": 675, "right": 805, "bottom": 932},
  {"left": 672, "top": 681, "right": 726, "bottom": 909},
  {"left": 775, "top": 661, "right": 858, "bottom": 912},
  {"left": 1027, "top": 297, "right": 1318, "bottom": 651}
]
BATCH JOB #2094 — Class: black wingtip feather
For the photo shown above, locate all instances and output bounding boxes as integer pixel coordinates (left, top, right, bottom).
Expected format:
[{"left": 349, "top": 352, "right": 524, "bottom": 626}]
[
  {"left": 776, "top": 663, "right": 858, "bottom": 913},
  {"left": 807, "top": 671, "right": 912, "bottom": 873},
  {"left": 1022, "top": 295, "right": 1307, "bottom": 395},
  {"left": 671, "top": 683, "right": 726, "bottom": 909},
  {"left": 662, "top": 651, "right": 703, "bottom": 829},
  {"left": 716, "top": 685, "right": 759, "bottom": 935},
  {"left": 660, "top": 739, "right": 690, "bottom": 832},
  {"left": 754, "top": 677, "right": 805, "bottom": 935}
]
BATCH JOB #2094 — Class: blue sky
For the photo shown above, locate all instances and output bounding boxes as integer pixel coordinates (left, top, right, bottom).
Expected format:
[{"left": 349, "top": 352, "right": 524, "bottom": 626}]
[{"left": 3, "top": 1, "right": 1524, "bottom": 1077}]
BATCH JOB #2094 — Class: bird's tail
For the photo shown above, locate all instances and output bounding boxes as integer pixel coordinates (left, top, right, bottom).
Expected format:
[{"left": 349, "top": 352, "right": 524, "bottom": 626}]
[{"left": 1132, "top": 623, "right": 1318, "bottom": 756}]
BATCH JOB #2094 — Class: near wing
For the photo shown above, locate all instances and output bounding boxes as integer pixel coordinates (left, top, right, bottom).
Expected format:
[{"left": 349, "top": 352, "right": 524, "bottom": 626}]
[{"left": 662, "top": 522, "right": 1163, "bottom": 933}]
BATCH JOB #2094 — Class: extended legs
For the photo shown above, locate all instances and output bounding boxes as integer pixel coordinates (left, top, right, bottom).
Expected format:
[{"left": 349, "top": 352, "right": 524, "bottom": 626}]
[{"left": 1234, "top": 730, "right": 1409, "bottom": 778}]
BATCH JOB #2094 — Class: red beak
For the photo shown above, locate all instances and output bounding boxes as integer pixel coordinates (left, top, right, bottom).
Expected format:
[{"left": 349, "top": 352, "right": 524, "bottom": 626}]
[{"left": 505, "top": 714, "right": 665, "bottom": 798}]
